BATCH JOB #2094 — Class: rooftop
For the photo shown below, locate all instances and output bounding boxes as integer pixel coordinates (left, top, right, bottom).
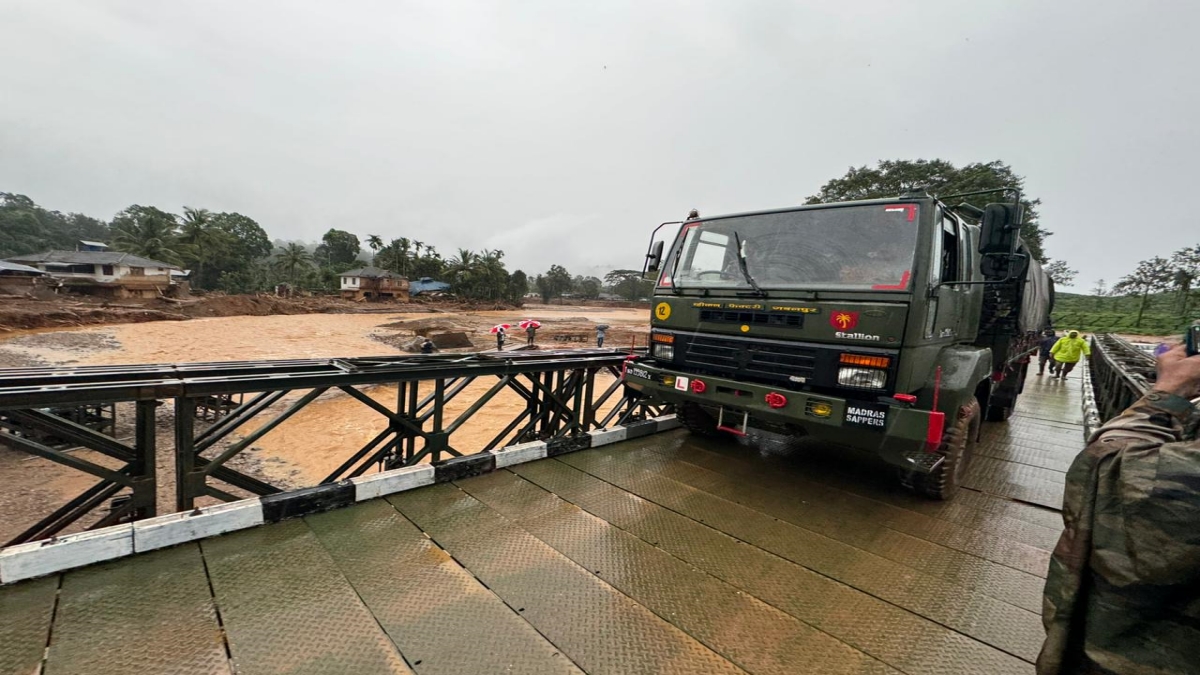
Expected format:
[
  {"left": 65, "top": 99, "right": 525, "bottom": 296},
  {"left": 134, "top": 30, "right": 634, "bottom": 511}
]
[
  {"left": 0, "top": 260, "right": 46, "bottom": 275},
  {"left": 5, "top": 250, "right": 181, "bottom": 270},
  {"left": 339, "top": 266, "right": 402, "bottom": 279}
]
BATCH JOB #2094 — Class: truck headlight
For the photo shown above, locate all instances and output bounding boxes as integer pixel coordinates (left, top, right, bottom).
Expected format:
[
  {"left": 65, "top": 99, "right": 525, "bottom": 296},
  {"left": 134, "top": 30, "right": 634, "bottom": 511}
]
[
  {"left": 652, "top": 344, "right": 675, "bottom": 361},
  {"left": 837, "top": 366, "right": 886, "bottom": 390}
]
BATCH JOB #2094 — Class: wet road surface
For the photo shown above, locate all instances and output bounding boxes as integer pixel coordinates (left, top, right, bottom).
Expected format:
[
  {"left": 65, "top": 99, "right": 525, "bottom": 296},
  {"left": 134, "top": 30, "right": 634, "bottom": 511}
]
[{"left": 0, "top": 372, "right": 1083, "bottom": 674}]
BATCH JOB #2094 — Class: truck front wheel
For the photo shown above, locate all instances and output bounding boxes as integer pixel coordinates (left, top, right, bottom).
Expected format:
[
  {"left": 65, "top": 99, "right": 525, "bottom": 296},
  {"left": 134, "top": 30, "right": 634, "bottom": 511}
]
[
  {"left": 676, "top": 402, "right": 723, "bottom": 438},
  {"left": 912, "top": 399, "right": 981, "bottom": 500}
]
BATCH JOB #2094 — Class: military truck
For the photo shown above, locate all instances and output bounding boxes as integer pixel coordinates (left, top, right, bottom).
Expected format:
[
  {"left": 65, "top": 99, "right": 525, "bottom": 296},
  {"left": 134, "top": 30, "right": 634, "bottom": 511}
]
[{"left": 623, "top": 191, "right": 1054, "bottom": 499}]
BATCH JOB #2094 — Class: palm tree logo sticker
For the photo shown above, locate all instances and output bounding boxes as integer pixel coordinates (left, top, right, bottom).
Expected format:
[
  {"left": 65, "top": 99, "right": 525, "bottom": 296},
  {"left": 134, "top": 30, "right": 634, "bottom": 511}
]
[{"left": 830, "top": 311, "right": 859, "bottom": 330}]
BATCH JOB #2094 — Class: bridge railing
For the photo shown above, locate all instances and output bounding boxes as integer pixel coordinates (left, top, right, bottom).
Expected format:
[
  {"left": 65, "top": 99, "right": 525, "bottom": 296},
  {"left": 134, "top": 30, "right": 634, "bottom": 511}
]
[
  {"left": 0, "top": 350, "right": 670, "bottom": 547},
  {"left": 1086, "top": 334, "right": 1157, "bottom": 434}
]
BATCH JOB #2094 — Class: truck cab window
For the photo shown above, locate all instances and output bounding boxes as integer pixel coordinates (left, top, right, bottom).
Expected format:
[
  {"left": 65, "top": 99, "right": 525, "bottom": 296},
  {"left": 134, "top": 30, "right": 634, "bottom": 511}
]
[
  {"left": 681, "top": 230, "right": 732, "bottom": 278},
  {"left": 940, "top": 218, "right": 960, "bottom": 282}
]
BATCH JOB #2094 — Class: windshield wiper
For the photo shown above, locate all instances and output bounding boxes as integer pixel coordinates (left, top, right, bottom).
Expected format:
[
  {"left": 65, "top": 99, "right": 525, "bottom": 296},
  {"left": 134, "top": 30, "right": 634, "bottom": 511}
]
[
  {"left": 733, "top": 231, "right": 766, "bottom": 297},
  {"left": 667, "top": 241, "right": 683, "bottom": 294}
]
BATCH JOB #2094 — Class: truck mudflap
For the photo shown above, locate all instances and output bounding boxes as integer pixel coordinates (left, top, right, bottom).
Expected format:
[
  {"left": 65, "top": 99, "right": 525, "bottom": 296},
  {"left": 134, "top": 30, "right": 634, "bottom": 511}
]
[{"left": 624, "top": 362, "right": 948, "bottom": 471}]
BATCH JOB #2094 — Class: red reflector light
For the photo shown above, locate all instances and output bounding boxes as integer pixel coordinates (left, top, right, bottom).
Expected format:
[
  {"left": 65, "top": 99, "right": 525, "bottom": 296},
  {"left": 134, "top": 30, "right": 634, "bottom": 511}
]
[
  {"left": 894, "top": 393, "right": 917, "bottom": 404},
  {"left": 925, "top": 411, "right": 946, "bottom": 452},
  {"left": 691, "top": 379, "right": 706, "bottom": 394},
  {"left": 764, "top": 392, "right": 788, "bottom": 409},
  {"left": 991, "top": 370, "right": 1005, "bottom": 382}
]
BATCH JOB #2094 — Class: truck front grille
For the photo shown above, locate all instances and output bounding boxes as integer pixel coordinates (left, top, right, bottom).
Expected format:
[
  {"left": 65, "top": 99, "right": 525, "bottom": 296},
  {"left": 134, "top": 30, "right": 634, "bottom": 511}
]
[{"left": 682, "top": 334, "right": 818, "bottom": 386}]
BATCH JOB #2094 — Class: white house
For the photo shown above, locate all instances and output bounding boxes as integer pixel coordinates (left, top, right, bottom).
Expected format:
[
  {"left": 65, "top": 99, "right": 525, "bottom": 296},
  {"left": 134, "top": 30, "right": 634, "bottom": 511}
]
[{"left": 4, "top": 247, "right": 182, "bottom": 299}]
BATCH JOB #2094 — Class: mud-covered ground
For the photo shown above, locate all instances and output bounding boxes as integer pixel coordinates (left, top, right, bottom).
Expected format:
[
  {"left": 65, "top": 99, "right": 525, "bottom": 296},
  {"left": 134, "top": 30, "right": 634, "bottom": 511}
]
[{"left": 0, "top": 305, "right": 648, "bottom": 543}]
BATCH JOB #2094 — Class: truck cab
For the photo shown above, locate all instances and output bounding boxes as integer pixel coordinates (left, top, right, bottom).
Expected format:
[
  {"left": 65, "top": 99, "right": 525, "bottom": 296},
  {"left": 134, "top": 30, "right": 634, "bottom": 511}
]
[{"left": 625, "top": 194, "right": 1052, "bottom": 499}]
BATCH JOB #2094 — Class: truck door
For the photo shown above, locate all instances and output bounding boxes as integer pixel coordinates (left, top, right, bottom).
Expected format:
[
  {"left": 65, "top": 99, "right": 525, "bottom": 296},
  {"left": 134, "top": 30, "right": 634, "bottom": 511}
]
[{"left": 924, "top": 212, "right": 965, "bottom": 340}]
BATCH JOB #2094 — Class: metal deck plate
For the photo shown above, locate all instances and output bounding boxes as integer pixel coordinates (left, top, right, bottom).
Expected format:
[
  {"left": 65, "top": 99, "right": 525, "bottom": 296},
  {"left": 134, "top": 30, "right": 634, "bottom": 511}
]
[
  {"left": 457, "top": 470, "right": 900, "bottom": 675},
  {"left": 46, "top": 545, "right": 229, "bottom": 675},
  {"left": 0, "top": 575, "right": 56, "bottom": 675},
  {"left": 202, "top": 519, "right": 411, "bottom": 674},
  {"left": 305, "top": 499, "right": 582, "bottom": 675},
  {"left": 388, "top": 485, "right": 748, "bottom": 675},
  {"left": 516, "top": 458, "right": 1035, "bottom": 674}
]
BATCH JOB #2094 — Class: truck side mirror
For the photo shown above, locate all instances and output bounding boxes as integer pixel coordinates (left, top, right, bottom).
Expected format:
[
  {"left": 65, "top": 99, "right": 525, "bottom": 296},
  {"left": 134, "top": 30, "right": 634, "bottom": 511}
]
[
  {"left": 645, "top": 240, "right": 665, "bottom": 276},
  {"left": 978, "top": 203, "right": 1020, "bottom": 255}
]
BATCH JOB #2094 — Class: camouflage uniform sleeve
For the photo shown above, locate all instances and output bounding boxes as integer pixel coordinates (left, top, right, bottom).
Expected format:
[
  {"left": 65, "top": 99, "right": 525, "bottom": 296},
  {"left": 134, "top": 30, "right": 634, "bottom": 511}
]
[{"left": 1038, "top": 391, "right": 1200, "bottom": 674}]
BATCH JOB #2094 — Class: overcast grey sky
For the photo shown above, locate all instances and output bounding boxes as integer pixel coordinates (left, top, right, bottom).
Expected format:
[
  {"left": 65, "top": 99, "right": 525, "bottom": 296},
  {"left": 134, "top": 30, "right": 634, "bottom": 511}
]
[{"left": 1, "top": 0, "right": 1196, "bottom": 290}]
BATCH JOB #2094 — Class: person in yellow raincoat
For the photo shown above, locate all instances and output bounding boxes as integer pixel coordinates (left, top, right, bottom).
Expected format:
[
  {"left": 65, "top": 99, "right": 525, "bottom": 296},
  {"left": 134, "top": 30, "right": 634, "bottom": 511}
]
[{"left": 1050, "top": 330, "right": 1091, "bottom": 379}]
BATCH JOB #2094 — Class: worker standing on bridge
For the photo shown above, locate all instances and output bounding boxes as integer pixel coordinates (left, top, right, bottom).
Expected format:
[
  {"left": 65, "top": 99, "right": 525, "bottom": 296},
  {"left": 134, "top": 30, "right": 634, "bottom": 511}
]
[
  {"left": 1039, "top": 344, "right": 1200, "bottom": 674},
  {"left": 1038, "top": 329, "right": 1060, "bottom": 377},
  {"left": 1050, "top": 330, "right": 1090, "bottom": 380}
]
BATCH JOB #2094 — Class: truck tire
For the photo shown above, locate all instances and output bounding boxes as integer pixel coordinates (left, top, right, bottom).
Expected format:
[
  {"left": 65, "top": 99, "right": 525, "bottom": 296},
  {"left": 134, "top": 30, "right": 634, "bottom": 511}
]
[
  {"left": 985, "top": 362, "right": 1027, "bottom": 421},
  {"left": 984, "top": 402, "right": 1013, "bottom": 422},
  {"left": 913, "top": 399, "right": 980, "bottom": 500},
  {"left": 677, "top": 402, "right": 723, "bottom": 438}
]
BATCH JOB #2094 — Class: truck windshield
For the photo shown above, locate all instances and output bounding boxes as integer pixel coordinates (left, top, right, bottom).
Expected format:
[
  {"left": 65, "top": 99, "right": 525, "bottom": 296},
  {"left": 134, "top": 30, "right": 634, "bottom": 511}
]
[{"left": 663, "top": 204, "right": 919, "bottom": 291}]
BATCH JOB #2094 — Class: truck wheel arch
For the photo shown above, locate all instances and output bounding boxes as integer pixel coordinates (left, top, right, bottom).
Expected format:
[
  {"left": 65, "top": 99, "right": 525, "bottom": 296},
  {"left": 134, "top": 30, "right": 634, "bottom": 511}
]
[{"left": 915, "top": 346, "right": 993, "bottom": 419}]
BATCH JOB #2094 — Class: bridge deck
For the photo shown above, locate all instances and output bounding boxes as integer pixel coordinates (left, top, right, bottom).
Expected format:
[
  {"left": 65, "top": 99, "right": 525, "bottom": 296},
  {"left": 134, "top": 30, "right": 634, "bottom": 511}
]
[{"left": 1, "top": 373, "right": 1084, "bottom": 675}]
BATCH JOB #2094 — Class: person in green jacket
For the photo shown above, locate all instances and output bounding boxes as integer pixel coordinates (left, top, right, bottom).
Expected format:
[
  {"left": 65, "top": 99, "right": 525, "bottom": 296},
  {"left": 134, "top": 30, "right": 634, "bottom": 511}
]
[{"left": 1050, "top": 330, "right": 1091, "bottom": 379}]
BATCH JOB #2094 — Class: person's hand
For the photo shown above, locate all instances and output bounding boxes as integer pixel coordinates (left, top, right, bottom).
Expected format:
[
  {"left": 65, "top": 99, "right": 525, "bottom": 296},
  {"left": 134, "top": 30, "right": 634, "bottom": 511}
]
[{"left": 1154, "top": 345, "right": 1200, "bottom": 398}]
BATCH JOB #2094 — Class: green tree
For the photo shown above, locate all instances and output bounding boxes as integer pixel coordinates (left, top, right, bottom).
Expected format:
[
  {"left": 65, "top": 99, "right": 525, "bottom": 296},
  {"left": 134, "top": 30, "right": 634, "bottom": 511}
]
[
  {"left": 807, "top": 159, "right": 1051, "bottom": 261},
  {"left": 508, "top": 270, "right": 528, "bottom": 304},
  {"left": 572, "top": 275, "right": 602, "bottom": 299},
  {"left": 315, "top": 229, "right": 361, "bottom": 266},
  {"left": 1043, "top": 260, "right": 1078, "bottom": 287},
  {"left": 177, "top": 207, "right": 234, "bottom": 288},
  {"left": 211, "top": 212, "right": 272, "bottom": 260},
  {"left": 604, "top": 269, "right": 652, "bottom": 301},
  {"left": 1091, "top": 278, "right": 1107, "bottom": 311},
  {"left": 366, "top": 235, "right": 384, "bottom": 264},
  {"left": 110, "top": 205, "right": 184, "bottom": 264},
  {"left": 1113, "top": 257, "right": 1175, "bottom": 328},
  {"left": 273, "top": 242, "right": 315, "bottom": 285},
  {"left": 541, "top": 264, "right": 572, "bottom": 303},
  {"left": 0, "top": 193, "right": 110, "bottom": 256},
  {"left": 1170, "top": 245, "right": 1199, "bottom": 317}
]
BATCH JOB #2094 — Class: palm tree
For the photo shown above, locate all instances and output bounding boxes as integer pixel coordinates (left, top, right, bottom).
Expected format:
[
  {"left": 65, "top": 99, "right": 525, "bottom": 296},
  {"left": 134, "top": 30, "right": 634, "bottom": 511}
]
[
  {"left": 413, "top": 240, "right": 424, "bottom": 261},
  {"left": 397, "top": 237, "right": 412, "bottom": 276},
  {"left": 273, "top": 243, "right": 314, "bottom": 285},
  {"left": 366, "top": 234, "right": 384, "bottom": 265},
  {"left": 111, "top": 214, "right": 185, "bottom": 265},
  {"left": 177, "top": 207, "right": 230, "bottom": 288}
]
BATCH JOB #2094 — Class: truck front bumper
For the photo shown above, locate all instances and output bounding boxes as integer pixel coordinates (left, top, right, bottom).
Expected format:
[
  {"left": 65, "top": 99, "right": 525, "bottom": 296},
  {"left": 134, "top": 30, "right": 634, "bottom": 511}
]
[{"left": 624, "top": 361, "right": 946, "bottom": 472}]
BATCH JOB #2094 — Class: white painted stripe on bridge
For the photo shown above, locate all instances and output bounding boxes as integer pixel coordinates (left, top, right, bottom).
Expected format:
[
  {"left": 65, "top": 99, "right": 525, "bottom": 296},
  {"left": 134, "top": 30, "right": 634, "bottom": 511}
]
[
  {"left": 133, "top": 500, "right": 265, "bottom": 553},
  {"left": 352, "top": 464, "right": 436, "bottom": 502},
  {"left": 491, "top": 440, "right": 549, "bottom": 469},
  {"left": 0, "top": 524, "right": 134, "bottom": 584}
]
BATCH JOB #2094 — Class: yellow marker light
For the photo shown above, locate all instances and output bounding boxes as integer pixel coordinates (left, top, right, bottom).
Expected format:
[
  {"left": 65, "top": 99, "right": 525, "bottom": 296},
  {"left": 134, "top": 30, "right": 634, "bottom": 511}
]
[
  {"left": 651, "top": 333, "right": 675, "bottom": 344},
  {"left": 740, "top": 325, "right": 750, "bottom": 333},
  {"left": 839, "top": 353, "right": 891, "bottom": 369},
  {"left": 808, "top": 401, "right": 833, "bottom": 418},
  {"left": 662, "top": 375, "right": 675, "bottom": 386}
]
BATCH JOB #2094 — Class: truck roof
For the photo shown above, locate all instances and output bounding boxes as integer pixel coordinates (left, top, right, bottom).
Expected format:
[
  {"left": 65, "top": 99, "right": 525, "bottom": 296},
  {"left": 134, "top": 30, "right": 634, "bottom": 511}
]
[{"left": 693, "top": 196, "right": 930, "bottom": 223}]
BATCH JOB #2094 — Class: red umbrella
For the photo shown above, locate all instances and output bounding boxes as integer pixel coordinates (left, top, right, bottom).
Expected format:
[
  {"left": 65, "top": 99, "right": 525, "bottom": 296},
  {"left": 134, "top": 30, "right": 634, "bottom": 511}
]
[
  {"left": 490, "top": 324, "right": 511, "bottom": 334},
  {"left": 519, "top": 320, "right": 542, "bottom": 329}
]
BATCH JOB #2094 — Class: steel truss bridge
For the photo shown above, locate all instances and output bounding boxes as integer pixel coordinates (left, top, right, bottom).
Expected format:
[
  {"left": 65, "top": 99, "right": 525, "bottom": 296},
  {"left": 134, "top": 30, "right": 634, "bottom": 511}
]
[{"left": 0, "top": 336, "right": 1177, "bottom": 675}]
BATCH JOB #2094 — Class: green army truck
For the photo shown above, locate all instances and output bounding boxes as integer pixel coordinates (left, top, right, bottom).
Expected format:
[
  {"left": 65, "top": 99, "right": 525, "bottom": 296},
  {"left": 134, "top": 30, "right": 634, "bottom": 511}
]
[{"left": 623, "top": 191, "right": 1054, "bottom": 499}]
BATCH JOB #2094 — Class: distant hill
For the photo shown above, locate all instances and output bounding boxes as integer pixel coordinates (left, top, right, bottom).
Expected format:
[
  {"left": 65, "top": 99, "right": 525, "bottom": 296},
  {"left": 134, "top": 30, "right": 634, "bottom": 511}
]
[{"left": 1051, "top": 291, "right": 1197, "bottom": 337}]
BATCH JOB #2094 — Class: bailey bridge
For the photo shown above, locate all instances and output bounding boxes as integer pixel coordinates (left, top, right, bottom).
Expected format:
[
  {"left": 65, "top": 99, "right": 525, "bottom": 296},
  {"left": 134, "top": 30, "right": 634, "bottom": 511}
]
[{"left": 0, "top": 336, "right": 1159, "bottom": 674}]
